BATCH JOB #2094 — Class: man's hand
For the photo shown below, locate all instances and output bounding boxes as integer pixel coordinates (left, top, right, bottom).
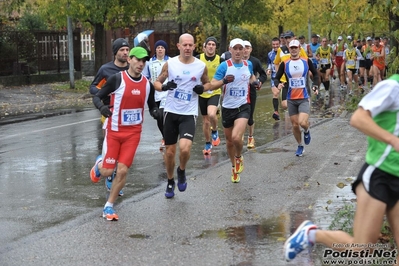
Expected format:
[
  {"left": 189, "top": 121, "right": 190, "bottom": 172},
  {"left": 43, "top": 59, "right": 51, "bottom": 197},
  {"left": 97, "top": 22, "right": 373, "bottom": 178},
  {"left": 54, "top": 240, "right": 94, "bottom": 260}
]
[
  {"left": 312, "top": 85, "right": 319, "bottom": 95},
  {"left": 162, "top": 80, "right": 177, "bottom": 91},
  {"left": 193, "top": 85, "right": 204, "bottom": 95},
  {"left": 99, "top": 105, "right": 112, "bottom": 118},
  {"left": 150, "top": 107, "right": 161, "bottom": 120},
  {"left": 223, "top": 74, "right": 235, "bottom": 84},
  {"left": 252, "top": 80, "right": 261, "bottom": 90}
]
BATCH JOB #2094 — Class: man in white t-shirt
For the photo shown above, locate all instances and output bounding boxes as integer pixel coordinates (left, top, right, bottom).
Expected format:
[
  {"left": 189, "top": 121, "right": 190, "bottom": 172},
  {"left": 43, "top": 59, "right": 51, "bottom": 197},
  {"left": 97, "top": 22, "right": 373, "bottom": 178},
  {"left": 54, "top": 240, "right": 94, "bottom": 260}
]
[{"left": 154, "top": 33, "right": 211, "bottom": 199}]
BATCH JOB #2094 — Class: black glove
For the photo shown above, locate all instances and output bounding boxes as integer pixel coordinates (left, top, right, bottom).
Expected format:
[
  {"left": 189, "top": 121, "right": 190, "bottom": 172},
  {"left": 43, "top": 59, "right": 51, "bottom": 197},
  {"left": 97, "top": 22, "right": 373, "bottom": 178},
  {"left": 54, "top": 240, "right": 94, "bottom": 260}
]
[
  {"left": 99, "top": 105, "right": 112, "bottom": 118},
  {"left": 251, "top": 80, "right": 261, "bottom": 90},
  {"left": 223, "top": 74, "right": 235, "bottom": 84},
  {"left": 162, "top": 80, "right": 177, "bottom": 91},
  {"left": 150, "top": 107, "right": 161, "bottom": 120},
  {"left": 193, "top": 85, "right": 204, "bottom": 95}
]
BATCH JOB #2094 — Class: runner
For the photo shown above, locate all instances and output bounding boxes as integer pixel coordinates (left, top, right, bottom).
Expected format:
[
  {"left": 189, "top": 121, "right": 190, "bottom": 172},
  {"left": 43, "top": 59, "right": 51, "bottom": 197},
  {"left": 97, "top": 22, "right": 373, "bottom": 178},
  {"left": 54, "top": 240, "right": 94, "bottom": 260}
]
[
  {"left": 89, "top": 38, "right": 130, "bottom": 197},
  {"left": 153, "top": 33, "right": 211, "bottom": 199},
  {"left": 284, "top": 75, "right": 399, "bottom": 265},
  {"left": 243, "top": 40, "right": 267, "bottom": 149},
  {"left": 196, "top": 36, "right": 223, "bottom": 155},
  {"left": 90, "top": 47, "right": 159, "bottom": 220},
  {"left": 371, "top": 37, "right": 386, "bottom": 86},
  {"left": 211, "top": 38, "right": 259, "bottom": 183},
  {"left": 273, "top": 40, "right": 319, "bottom": 157},
  {"left": 274, "top": 31, "right": 308, "bottom": 112},
  {"left": 267, "top": 37, "right": 281, "bottom": 120},
  {"left": 145, "top": 40, "right": 170, "bottom": 151},
  {"left": 315, "top": 37, "right": 334, "bottom": 105},
  {"left": 334, "top": 36, "right": 348, "bottom": 90},
  {"left": 343, "top": 39, "right": 363, "bottom": 95}
]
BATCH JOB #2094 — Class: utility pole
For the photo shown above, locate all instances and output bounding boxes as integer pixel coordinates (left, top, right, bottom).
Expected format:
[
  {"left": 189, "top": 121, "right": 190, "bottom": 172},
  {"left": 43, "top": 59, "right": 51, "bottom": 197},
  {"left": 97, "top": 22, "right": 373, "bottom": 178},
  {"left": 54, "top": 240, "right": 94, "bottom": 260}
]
[{"left": 67, "top": 3, "right": 75, "bottom": 89}]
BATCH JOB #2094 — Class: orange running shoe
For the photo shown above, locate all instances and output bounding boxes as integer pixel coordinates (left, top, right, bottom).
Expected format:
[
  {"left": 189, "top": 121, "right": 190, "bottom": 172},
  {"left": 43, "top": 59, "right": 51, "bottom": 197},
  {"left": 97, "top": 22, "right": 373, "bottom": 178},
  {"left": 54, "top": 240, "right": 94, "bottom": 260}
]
[
  {"left": 231, "top": 167, "right": 240, "bottom": 183},
  {"left": 234, "top": 155, "right": 244, "bottom": 174},
  {"left": 90, "top": 155, "right": 102, "bottom": 183}
]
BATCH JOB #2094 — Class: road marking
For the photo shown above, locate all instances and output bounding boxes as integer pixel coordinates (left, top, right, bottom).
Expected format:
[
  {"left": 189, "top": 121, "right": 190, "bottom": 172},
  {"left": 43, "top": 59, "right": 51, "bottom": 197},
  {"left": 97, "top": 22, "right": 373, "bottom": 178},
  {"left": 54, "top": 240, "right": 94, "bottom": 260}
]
[{"left": 2, "top": 118, "right": 99, "bottom": 140}]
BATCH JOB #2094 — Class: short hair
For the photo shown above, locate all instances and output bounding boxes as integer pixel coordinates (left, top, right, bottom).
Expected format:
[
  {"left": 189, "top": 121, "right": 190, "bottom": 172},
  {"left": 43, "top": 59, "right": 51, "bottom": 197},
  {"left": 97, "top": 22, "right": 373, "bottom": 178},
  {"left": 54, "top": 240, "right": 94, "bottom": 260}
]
[
  {"left": 375, "top": 36, "right": 381, "bottom": 41},
  {"left": 272, "top": 37, "right": 280, "bottom": 42}
]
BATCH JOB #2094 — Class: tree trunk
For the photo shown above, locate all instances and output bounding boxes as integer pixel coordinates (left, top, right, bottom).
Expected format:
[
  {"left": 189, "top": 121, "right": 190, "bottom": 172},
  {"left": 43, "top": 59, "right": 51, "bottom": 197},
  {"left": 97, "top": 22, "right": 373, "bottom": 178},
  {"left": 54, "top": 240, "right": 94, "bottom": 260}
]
[
  {"left": 220, "top": 22, "right": 228, "bottom": 55},
  {"left": 389, "top": 10, "right": 399, "bottom": 57},
  {"left": 94, "top": 23, "right": 106, "bottom": 72}
]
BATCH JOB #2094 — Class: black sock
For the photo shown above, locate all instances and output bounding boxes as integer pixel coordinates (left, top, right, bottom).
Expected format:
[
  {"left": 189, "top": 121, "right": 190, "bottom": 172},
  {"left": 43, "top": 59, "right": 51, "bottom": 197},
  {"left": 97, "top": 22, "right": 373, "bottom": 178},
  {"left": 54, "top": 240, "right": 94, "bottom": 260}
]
[
  {"left": 273, "top": 98, "right": 279, "bottom": 112},
  {"left": 324, "top": 81, "right": 330, "bottom": 91},
  {"left": 211, "top": 130, "right": 217, "bottom": 134},
  {"left": 206, "top": 141, "right": 211, "bottom": 145},
  {"left": 168, "top": 178, "right": 175, "bottom": 184}
]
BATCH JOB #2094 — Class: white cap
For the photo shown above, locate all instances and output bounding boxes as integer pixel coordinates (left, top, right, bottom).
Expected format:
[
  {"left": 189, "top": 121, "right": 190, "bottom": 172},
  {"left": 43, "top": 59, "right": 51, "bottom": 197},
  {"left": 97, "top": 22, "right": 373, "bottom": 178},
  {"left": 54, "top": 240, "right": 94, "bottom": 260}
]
[
  {"left": 229, "top": 38, "right": 245, "bottom": 48},
  {"left": 366, "top": 36, "right": 372, "bottom": 41},
  {"left": 289, "top": 40, "right": 300, "bottom": 47},
  {"left": 337, "top": 36, "right": 343, "bottom": 40},
  {"left": 347, "top": 35, "right": 352, "bottom": 40},
  {"left": 243, "top": 40, "right": 252, "bottom": 47}
]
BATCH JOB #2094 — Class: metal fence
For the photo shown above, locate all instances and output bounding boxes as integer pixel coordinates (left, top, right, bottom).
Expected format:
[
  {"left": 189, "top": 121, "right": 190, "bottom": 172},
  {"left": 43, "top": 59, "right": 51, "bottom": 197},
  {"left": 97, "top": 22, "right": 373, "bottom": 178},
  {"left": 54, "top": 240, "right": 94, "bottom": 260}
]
[{"left": 0, "top": 30, "right": 81, "bottom": 76}]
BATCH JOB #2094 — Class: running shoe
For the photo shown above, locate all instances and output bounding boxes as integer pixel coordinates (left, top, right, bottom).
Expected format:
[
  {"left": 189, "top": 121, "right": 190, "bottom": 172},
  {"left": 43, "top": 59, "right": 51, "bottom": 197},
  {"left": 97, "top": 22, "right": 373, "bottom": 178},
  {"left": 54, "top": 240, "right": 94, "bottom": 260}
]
[
  {"left": 234, "top": 155, "right": 244, "bottom": 174},
  {"left": 202, "top": 143, "right": 212, "bottom": 155},
  {"left": 231, "top": 167, "right": 240, "bottom": 183},
  {"left": 159, "top": 139, "right": 165, "bottom": 151},
  {"left": 348, "top": 90, "right": 353, "bottom": 96},
  {"left": 247, "top": 136, "right": 255, "bottom": 149},
  {"left": 90, "top": 155, "right": 102, "bottom": 183},
  {"left": 177, "top": 167, "right": 187, "bottom": 192},
  {"left": 272, "top": 111, "right": 280, "bottom": 121},
  {"left": 103, "top": 206, "right": 119, "bottom": 221},
  {"left": 211, "top": 131, "right": 221, "bottom": 146},
  {"left": 324, "top": 90, "right": 330, "bottom": 105},
  {"left": 339, "top": 85, "right": 345, "bottom": 91},
  {"left": 295, "top": 145, "right": 304, "bottom": 157},
  {"left": 105, "top": 170, "right": 124, "bottom": 197},
  {"left": 165, "top": 181, "right": 175, "bottom": 198},
  {"left": 304, "top": 131, "right": 311, "bottom": 145},
  {"left": 284, "top": 220, "right": 317, "bottom": 261}
]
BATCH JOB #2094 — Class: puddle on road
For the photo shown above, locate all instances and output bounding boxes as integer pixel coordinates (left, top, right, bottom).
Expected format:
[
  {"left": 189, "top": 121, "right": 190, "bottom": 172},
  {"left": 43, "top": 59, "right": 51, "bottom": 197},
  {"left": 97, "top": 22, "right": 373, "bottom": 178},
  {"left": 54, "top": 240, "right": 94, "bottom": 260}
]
[
  {"left": 191, "top": 177, "right": 356, "bottom": 265},
  {"left": 129, "top": 233, "right": 151, "bottom": 239}
]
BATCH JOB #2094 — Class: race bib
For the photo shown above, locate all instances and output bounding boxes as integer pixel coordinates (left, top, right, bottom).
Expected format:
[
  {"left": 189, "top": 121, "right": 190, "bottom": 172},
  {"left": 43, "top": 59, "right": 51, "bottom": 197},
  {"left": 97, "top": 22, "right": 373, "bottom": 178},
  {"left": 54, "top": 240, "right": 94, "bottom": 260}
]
[
  {"left": 289, "top": 77, "right": 306, "bottom": 88},
  {"left": 174, "top": 89, "right": 192, "bottom": 102},
  {"left": 229, "top": 87, "right": 245, "bottom": 97},
  {"left": 207, "top": 90, "right": 213, "bottom": 94},
  {"left": 320, "top": 58, "right": 328, "bottom": 64},
  {"left": 121, "top": 108, "right": 142, "bottom": 126},
  {"left": 347, "top": 60, "right": 355, "bottom": 66},
  {"left": 160, "top": 98, "right": 166, "bottom": 108},
  {"left": 366, "top": 53, "right": 371, "bottom": 59}
]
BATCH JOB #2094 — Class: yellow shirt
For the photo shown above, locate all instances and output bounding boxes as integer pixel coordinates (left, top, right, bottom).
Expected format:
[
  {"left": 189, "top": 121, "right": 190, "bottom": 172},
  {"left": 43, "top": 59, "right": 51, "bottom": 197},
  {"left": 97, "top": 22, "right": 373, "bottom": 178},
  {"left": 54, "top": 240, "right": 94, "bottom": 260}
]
[
  {"left": 274, "top": 46, "right": 308, "bottom": 83},
  {"left": 199, "top": 53, "right": 221, "bottom": 98}
]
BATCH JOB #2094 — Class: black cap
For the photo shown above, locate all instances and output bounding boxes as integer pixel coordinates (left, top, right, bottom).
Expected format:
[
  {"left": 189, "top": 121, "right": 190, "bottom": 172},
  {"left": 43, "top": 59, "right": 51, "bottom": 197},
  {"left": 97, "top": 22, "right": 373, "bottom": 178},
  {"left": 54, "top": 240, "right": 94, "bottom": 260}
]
[
  {"left": 284, "top": 31, "right": 294, "bottom": 37},
  {"left": 112, "top": 38, "right": 129, "bottom": 55},
  {"left": 311, "top": 33, "right": 318, "bottom": 38},
  {"left": 205, "top": 36, "right": 218, "bottom": 46}
]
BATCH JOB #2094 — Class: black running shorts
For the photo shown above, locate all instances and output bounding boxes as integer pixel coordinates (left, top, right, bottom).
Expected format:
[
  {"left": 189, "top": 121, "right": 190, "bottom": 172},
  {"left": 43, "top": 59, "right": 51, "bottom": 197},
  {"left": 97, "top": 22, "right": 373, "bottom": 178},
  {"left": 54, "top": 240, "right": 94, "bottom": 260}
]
[
  {"left": 353, "top": 163, "right": 399, "bottom": 208},
  {"left": 163, "top": 112, "right": 197, "bottom": 145},
  {"left": 221, "top": 103, "right": 251, "bottom": 128}
]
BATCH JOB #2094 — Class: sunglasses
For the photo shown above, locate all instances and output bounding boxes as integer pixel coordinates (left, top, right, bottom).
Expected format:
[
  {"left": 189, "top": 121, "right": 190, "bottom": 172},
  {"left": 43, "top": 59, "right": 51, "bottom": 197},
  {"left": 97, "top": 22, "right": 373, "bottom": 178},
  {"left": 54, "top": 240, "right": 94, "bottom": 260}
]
[{"left": 290, "top": 46, "right": 299, "bottom": 49}]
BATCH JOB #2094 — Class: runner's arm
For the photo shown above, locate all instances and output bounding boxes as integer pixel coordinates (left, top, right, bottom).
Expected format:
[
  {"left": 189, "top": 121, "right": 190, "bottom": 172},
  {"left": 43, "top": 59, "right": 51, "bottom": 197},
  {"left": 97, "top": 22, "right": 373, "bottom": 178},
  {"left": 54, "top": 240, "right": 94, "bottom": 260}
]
[
  {"left": 92, "top": 73, "right": 120, "bottom": 109},
  {"left": 200, "top": 66, "right": 212, "bottom": 91},
  {"left": 308, "top": 59, "right": 320, "bottom": 87},
  {"left": 153, "top": 62, "right": 168, "bottom": 92},
  {"left": 273, "top": 63, "right": 285, "bottom": 89},
  {"left": 146, "top": 82, "right": 157, "bottom": 112}
]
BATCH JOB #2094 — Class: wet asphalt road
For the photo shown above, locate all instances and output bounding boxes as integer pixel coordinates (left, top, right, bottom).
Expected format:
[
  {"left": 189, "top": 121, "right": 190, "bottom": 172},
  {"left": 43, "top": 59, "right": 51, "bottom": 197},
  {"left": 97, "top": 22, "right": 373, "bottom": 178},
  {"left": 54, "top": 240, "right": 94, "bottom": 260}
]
[{"left": 0, "top": 81, "right": 367, "bottom": 265}]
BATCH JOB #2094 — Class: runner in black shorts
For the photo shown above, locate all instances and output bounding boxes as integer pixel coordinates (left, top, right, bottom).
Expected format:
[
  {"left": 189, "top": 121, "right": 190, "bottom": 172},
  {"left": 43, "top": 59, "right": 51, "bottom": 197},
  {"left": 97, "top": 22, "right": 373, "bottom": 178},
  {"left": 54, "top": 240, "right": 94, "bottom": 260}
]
[
  {"left": 221, "top": 103, "right": 251, "bottom": 128},
  {"left": 163, "top": 112, "right": 197, "bottom": 143}
]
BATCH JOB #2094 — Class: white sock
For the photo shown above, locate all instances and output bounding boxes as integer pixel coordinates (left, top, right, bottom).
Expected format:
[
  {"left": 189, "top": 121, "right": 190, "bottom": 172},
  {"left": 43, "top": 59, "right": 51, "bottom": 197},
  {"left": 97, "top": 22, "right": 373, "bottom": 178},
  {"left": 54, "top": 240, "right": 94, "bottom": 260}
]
[
  {"left": 104, "top": 201, "right": 113, "bottom": 208},
  {"left": 308, "top": 228, "right": 317, "bottom": 245}
]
